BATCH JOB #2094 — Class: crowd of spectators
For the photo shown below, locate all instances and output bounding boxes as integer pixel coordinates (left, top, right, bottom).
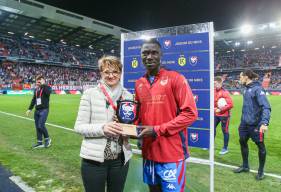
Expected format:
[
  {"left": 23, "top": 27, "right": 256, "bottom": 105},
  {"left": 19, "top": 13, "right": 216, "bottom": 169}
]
[
  {"left": 0, "top": 34, "right": 116, "bottom": 67},
  {"left": 0, "top": 62, "right": 99, "bottom": 86},
  {"left": 216, "top": 70, "right": 281, "bottom": 90},
  {"left": 1, "top": 33, "right": 281, "bottom": 90},
  {"left": 215, "top": 47, "right": 281, "bottom": 70}
]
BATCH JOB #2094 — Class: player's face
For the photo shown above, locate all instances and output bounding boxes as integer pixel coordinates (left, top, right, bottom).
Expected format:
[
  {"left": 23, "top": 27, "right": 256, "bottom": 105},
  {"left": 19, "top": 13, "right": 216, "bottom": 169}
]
[
  {"left": 141, "top": 43, "right": 161, "bottom": 72},
  {"left": 239, "top": 73, "right": 247, "bottom": 85},
  {"left": 214, "top": 81, "right": 222, "bottom": 90},
  {"left": 101, "top": 66, "right": 121, "bottom": 88},
  {"left": 36, "top": 78, "right": 44, "bottom": 86}
]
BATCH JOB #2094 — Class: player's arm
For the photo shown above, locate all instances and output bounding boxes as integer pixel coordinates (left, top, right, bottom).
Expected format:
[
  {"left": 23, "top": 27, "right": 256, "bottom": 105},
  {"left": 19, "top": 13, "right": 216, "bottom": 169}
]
[
  {"left": 28, "top": 91, "right": 36, "bottom": 110},
  {"left": 74, "top": 89, "right": 105, "bottom": 137},
  {"left": 26, "top": 90, "right": 36, "bottom": 116},
  {"left": 256, "top": 88, "right": 271, "bottom": 126},
  {"left": 44, "top": 85, "right": 52, "bottom": 96},
  {"left": 219, "top": 91, "right": 233, "bottom": 113},
  {"left": 153, "top": 75, "right": 198, "bottom": 136}
]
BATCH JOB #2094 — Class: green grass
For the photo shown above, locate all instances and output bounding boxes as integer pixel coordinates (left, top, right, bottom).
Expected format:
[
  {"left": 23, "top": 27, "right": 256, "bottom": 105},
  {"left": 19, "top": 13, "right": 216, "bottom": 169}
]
[{"left": 0, "top": 95, "right": 280, "bottom": 192}]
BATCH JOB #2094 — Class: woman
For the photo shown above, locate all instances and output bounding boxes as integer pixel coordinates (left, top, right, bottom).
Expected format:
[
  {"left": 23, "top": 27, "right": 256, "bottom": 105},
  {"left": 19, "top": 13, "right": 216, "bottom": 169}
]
[{"left": 74, "top": 55, "right": 133, "bottom": 192}]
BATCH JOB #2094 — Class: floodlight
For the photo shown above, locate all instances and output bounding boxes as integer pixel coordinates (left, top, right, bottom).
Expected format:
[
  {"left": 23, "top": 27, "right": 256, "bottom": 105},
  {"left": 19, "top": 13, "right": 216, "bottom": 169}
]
[{"left": 240, "top": 24, "right": 253, "bottom": 34}]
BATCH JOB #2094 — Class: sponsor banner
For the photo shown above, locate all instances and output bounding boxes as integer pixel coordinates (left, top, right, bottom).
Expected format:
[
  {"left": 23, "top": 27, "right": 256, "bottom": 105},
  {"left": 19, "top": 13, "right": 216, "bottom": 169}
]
[
  {"left": 51, "top": 85, "right": 83, "bottom": 91},
  {"left": 68, "top": 90, "right": 82, "bottom": 95},
  {"left": 122, "top": 26, "right": 212, "bottom": 149},
  {"left": 54, "top": 90, "right": 66, "bottom": 95},
  {"left": 6, "top": 90, "right": 33, "bottom": 95},
  {"left": 181, "top": 71, "right": 210, "bottom": 90},
  {"left": 192, "top": 90, "right": 210, "bottom": 109},
  {"left": 124, "top": 33, "right": 209, "bottom": 56},
  {"left": 124, "top": 51, "right": 209, "bottom": 72},
  {"left": 123, "top": 72, "right": 145, "bottom": 89},
  {"left": 270, "top": 91, "right": 281, "bottom": 96},
  {"left": 188, "top": 129, "right": 209, "bottom": 149},
  {"left": 231, "top": 91, "right": 241, "bottom": 95},
  {"left": 191, "top": 110, "right": 210, "bottom": 129}
]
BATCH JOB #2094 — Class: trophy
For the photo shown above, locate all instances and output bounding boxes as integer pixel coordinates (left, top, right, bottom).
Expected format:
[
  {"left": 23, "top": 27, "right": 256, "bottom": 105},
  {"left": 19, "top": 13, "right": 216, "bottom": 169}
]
[{"left": 116, "top": 99, "right": 139, "bottom": 137}]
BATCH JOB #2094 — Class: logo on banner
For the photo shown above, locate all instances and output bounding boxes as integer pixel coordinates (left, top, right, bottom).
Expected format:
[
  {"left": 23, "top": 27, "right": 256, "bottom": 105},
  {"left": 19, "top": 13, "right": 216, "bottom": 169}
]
[
  {"left": 193, "top": 95, "right": 199, "bottom": 103},
  {"left": 178, "top": 55, "right": 186, "bottom": 66},
  {"left": 189, "top": 56, "right": 198, "bottom": 66},
  {"left": 131, "top": 58, "right": 138, "bottom": 68},
  {"left": 190, "top": 132, "right": 199, "bottom": 143},
  {"left": 163, "top": 40, "right": 172, "bottom": 49}
]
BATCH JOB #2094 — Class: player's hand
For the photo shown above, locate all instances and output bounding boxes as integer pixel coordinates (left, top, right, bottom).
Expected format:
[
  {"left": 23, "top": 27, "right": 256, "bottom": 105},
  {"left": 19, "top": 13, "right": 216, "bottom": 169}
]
[
  {"left": 40, "top": 79, "right": 45, "bottom": 85},
  {"left": 26, "top": 110, "right": 31, "bottom": 116},
  {"left": 103, "top": 122, "right": 123, "bottom": 137},
  {"left": 137, "top": 126, "right": 155, "bottom": 138},
  {"left": 215, "top": 108, "right": 221, "bottom": 113},
  {"left": 259, "top": 124, "right": 268, "bottom": 133}
]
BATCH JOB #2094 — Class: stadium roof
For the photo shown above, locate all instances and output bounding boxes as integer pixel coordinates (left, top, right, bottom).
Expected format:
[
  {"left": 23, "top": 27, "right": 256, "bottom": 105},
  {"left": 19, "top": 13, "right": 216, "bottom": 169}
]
[
  {"left": 214, "top": 22, "right": 281, "bottom": 52},
  {"left": 0, "top": 0, "right": 131, "bottom": 52},
  {"left": 1, "top": 0, "right": 281, "bottom": 54}
]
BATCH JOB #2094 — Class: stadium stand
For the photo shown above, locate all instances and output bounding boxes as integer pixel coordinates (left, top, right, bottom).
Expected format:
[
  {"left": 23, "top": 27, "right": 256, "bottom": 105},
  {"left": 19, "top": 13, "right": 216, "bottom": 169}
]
[{"left": 0, "top": 0, "right": 281, "bottom": 94}]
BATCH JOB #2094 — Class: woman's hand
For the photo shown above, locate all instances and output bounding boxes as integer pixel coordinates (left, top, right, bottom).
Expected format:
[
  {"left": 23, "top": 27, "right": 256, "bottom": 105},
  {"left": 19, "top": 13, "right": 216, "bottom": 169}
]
[
  {"left": 103, "top": 122, "right": 123, "bottom": 137},
  {"left": 113, "top": 114, "right": 119, "bottom": 122}
]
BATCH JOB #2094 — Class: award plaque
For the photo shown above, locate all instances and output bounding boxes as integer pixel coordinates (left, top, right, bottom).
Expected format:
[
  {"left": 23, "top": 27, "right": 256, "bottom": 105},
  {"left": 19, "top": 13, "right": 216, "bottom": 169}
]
[{"left": 116, "top": 100, "right": 139, "bottom": 137}]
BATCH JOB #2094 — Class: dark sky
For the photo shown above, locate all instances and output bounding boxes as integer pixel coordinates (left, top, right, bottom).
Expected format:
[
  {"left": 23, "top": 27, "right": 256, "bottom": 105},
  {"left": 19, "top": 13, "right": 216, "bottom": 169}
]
[{"left": 35, "top": 0, "right": 281, "bottom": 31}]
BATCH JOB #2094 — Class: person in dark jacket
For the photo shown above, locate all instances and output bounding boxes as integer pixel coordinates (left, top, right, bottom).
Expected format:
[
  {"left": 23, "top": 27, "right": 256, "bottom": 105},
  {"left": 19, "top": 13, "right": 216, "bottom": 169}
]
[
  {"left": 26, "top": 75, "right": 52, "bottom": 149},
  {"left": 233, "top": 70, "right": 271, "bottom": 180}
]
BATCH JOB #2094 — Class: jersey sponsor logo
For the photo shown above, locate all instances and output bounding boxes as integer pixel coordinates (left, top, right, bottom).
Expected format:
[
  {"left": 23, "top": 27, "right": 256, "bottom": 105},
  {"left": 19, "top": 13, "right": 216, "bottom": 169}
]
[
  {"left": 260, "top": 91, "right": 265, "bottom": 95},
  {"left": 178, "top": 55, "right": 186, "bottom": 66},
  {"left": 189, "top": 56, "right": 198, "bottom": 66},
  {"left": 160, "top": 76, "right": 169, "bottom": 86},
  {"left": 190, "top": 132, "right": 199, "bottom": 143},
  {"left": 131, "top": 58, "right": 138, "bottom": 68},
  {"left": 163, "top": 169, "right": 177, "bottom": 181},
  {"left": 166, "top": 183, "right": 176, "bottom": 190},
  {"left": 163, "top": 40, "right": 172, "bottom": 49}
]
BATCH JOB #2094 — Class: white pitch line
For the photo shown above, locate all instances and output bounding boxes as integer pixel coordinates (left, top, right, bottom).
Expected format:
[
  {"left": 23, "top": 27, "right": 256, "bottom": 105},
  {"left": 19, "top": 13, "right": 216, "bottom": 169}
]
[
  {"left": 9, "top": 176, "right": 36, "bottom": 192},
  {"left": 214, "top": 162, "right": 281, "bottom": 179},
  {"left": 0, "top": 110, "right": 75, "bottom": 132},
  {"left": 1, "top": 110, "right": 281, "bottom": 180}
]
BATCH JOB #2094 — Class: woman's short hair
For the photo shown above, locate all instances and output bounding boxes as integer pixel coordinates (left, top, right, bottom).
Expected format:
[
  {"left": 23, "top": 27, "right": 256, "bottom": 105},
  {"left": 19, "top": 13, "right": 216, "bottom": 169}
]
[
  {"left": 214, "top": 76, "right": 223, "bottom": 83},
  {"left": 98, "top": 55, "right": 122, "bottom": 72}
]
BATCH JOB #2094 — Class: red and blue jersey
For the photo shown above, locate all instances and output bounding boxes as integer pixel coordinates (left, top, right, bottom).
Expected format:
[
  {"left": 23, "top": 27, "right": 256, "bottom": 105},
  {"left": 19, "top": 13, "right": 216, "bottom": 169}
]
[
  {"left": 214, "top": 87, "right": 233, "bottom": 117},
  {"left": 135, "top": 68, "right": 198, "bottom": 162}
]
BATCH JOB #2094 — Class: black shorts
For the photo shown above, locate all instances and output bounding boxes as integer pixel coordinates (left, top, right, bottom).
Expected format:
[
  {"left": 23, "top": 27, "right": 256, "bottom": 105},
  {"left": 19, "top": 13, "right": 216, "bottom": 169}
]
[{"left": 239, "top": 124, "right": 264, "bottom": 142}]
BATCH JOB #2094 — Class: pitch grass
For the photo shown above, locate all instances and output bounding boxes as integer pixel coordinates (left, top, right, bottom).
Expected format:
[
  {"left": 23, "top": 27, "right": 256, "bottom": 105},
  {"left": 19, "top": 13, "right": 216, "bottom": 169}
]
[{"left": 0, "top": 95, "right": 280, "bottom": 192}]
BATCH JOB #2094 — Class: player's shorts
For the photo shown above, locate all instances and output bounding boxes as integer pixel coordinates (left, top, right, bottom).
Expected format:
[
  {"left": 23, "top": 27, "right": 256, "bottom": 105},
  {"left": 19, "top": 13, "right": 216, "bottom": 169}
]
[
  {"left": 239, "top": 124, "right": 264, "bottom": 142},
  {"left": 143, "top": 159, "right": 186, "bottom": 192}
]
